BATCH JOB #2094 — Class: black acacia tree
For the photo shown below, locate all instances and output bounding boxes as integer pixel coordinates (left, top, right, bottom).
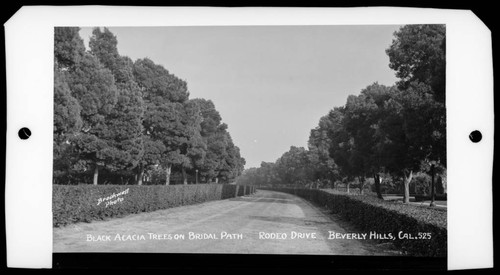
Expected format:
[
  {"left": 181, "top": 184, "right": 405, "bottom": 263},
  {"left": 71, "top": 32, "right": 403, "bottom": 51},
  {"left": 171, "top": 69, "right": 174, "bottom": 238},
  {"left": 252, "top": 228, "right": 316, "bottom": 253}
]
[{"left": 386, "top": 25, "right": 446, "bottom": 205}]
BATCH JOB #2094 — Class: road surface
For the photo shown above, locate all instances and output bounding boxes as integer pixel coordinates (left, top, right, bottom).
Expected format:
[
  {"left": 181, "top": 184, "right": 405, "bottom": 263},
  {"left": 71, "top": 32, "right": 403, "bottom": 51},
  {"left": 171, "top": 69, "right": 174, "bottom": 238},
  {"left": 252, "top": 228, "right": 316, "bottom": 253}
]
[{"left": 54, "top": 189, "right": 399, "bottom": 255}]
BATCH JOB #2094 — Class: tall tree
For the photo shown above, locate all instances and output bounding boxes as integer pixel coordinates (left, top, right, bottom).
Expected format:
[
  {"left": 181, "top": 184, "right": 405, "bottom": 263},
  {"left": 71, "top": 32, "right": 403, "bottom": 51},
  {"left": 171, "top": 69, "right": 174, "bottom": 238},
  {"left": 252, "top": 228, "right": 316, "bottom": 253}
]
[
  {"left": 144, "top": 101, "right": 187, "bottom": 185},
  {"left": 259, "top": 162, "right": 281, "bottom": 186},
  {"left": 326, "top": 107, "right": 357, "bottom": 192},
  {"left": 54, "top": 27, "right": 86, "bottom": 70},
  {"left": 386, "top": 25, "right": 446, "bottom": 204},
  {"left": 190, "top": 98, "right": 244, "bottom": 183},
  {"left": 343, "top": 94, "right": 372, "bottom": 194},
  {"left": 179, "top": 99, "right": 207, "bottom": 184},
  {"left": 66, "top": 52, "right": 118, "bottom": 185},
  {"left": 136, "top": 137, "right": 165, "bottom": 185},
  {"left": 133, "top": 58, "right": 189, "bottom": 103},
  {"left": 376, "top": 82, "right": 440, "bottom": 203},
  {"left": 53, "top": 69, "right": 83, "bottom": 183},
  {"left": 191, "top": 98, "right": 223, "bottom": 182},
  {"left": 53, "top": 27, "right": 246, "bottom": 186},
  {"left": 218, "top": 134, "right": 245, "bottom": 183},
  {"left": 275, "top": 146, "right": 314, "bottom": 187},
  {"left": 54, "top": 70, "right": 82, "bottom": 142},
  {"left": 89, "top": 28, "right": 120, "bottom": 74},
  {"left": 133, "top": 58, "right": 190, "bottom": 185},
  {"left": 308, "top": 114, "right": 340, "bottom": 187},
  {"left": 342, "top": 83, "right": 398, "bottom": 197},
  {"left": 386, "top": 24, "right": 446, "bottom": 103},
  {"left": 90, "top": 28, "right": 145, "bottom": 184}
]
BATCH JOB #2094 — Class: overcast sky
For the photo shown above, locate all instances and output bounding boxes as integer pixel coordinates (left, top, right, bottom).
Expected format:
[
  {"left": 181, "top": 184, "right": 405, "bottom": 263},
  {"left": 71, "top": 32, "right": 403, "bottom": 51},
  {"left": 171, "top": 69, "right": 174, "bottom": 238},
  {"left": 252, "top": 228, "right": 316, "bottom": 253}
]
[{"left": 79, "top": 25, "right": 401, "bottom": 168}]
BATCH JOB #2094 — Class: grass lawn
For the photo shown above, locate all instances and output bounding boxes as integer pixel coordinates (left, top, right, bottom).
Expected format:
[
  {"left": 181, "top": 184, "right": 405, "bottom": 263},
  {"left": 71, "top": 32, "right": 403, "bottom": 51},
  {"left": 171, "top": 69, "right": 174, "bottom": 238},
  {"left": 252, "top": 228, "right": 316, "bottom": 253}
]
[{"left": 382, "top": 195, "right": 447, "bottom": 208}]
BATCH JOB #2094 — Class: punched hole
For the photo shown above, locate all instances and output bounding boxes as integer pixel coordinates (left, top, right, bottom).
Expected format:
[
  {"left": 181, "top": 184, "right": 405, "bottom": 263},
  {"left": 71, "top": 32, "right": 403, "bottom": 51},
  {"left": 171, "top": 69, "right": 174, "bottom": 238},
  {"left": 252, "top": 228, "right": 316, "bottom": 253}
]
[
  {"left": 18, "top": 127, "right": 31, "bottom": 140},
  {"left": 469, "top": 130, "right": 482, "bottom": 143}
]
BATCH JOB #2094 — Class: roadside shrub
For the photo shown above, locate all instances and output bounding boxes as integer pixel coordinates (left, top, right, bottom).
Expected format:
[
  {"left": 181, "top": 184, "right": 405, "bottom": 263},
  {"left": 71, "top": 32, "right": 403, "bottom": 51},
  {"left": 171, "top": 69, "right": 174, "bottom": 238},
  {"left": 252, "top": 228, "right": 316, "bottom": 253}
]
[
  {"left": 53, "top": 184, "right": 255, "bottom": 227},
  {"left": 221, "top": 184, "right": 238, "bottom": 199},
  {"left": 371, "top": 174, "right": 400, "bottom": 194},
  {"left": 239, "top": 185, "right": 245, "bottom": 195},
  {"left": 412, "top": 172, "right": 431, "bottom": 195},
  {"left": 265, "top": 188, "right": 446, "bottom": 257}
]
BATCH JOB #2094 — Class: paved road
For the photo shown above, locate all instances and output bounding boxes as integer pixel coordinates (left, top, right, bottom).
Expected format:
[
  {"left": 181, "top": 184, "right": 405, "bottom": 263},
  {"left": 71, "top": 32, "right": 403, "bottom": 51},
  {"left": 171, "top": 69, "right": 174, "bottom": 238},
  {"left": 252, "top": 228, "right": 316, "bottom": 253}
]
[{"left": 54, "top": 189, "right": 399, "bottom": 255}]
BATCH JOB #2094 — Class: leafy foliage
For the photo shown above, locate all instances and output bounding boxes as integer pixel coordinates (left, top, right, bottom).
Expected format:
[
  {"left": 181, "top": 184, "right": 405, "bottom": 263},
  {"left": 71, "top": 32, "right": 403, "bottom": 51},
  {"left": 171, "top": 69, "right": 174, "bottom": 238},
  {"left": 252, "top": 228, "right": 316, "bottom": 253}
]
[
  {"left": 386, "top": 24, "right": 446, "bottom": 103},
  {"left": 54, "top": 27, "right": 86, "bottom": 70},
  {"left": 237, "top": 25, "right": 446, "bottom": 205},
  {"left": 54, "top": 70, "right": 82, "bottom": 139},
  {"left": 53, "top": 27, "right": 245, "bottom": 185}
]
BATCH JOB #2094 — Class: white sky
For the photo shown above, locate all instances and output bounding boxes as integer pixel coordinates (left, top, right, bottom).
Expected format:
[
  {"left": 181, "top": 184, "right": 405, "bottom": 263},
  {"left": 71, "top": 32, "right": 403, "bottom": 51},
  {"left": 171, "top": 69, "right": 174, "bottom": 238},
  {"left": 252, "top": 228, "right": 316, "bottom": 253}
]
[{"left": 79, "top": 25, "right": 401, "bottom": 168}]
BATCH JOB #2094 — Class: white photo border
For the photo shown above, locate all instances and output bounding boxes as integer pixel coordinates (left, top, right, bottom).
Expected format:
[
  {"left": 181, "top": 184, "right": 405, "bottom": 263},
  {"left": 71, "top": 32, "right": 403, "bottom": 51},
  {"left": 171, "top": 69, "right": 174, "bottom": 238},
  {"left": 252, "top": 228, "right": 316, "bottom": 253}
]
[{"left": 4, "top": 6, "right": 494, "bottom": 269}]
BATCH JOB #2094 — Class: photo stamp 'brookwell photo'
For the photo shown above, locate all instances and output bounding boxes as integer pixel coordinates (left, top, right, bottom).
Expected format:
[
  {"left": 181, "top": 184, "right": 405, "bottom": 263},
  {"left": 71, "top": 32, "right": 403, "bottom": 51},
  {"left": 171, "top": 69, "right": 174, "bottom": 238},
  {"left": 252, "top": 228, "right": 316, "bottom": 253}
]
[{"left": 52, "top": 25, "right": 446, "bottom": 257}]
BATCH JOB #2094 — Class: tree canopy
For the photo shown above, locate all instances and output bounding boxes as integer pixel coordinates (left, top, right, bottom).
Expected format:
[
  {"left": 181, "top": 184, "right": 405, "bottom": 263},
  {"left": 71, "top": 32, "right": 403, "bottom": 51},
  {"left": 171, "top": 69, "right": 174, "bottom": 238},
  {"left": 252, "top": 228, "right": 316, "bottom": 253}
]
[
  {"left": 53, "top": 27, "right": 245, "bottom": 185},
  {"left": 386, "top": 24, "right": 446, "bottom": 103}
]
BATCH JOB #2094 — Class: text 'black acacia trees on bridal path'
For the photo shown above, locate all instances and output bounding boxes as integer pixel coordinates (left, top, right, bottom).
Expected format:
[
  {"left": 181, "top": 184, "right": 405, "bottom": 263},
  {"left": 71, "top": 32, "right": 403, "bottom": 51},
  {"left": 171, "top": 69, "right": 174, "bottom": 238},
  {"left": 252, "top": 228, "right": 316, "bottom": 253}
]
[
  {"left": 54, "top": 27, "right": 245, "bottom": 186},
  {"left": 237, "top": 25, "right": 446, "bottom": 205}
]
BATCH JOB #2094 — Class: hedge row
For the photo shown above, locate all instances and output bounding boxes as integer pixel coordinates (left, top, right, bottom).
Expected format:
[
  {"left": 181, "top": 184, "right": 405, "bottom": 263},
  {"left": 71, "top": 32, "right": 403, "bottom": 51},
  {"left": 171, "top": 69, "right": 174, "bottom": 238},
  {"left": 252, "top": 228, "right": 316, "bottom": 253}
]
[
  {"left": 266, "top": 188, "right": 446, "bottom": 257},
  {"left": 53, "top": 184, "right": 256, "bottom": 227}
]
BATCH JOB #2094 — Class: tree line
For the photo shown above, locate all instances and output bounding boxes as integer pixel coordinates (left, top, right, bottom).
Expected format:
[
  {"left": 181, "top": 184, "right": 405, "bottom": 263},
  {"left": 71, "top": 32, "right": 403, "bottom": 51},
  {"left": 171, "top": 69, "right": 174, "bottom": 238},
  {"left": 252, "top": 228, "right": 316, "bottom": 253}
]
[
  {"left": 237, "top": 25, "right": 446, "bottom": 204},
  {"left": 54, "top": 27, "right": 245, "bottom": 185}
]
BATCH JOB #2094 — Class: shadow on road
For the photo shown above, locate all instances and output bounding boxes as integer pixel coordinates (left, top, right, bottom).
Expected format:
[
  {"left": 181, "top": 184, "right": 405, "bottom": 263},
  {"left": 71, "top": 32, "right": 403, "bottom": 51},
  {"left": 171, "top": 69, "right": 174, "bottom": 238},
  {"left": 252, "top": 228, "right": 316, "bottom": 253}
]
[
  {"left": 228, "top": 196, "right": 295, "bottom": 204},
  {"left": 248, "top": 215, "right": 332, "bottom": 226}
]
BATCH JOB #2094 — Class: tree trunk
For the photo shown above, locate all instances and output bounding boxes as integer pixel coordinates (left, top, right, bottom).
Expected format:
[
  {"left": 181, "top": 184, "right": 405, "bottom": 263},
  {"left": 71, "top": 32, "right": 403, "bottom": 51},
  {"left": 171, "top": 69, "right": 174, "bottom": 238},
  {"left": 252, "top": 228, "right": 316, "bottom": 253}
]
[
  {"left": 373, "top": 173, "right": 384, "bottom": 199},
  {"left": 359, "top": 176, "right": 365, "bottom": 195},
  {"left": 403, "top": 170, "right": 413, "bottom": 203},
  {"left": 437, "top": 176, "right": 444, "bottom": 194},
  {"left": 137, "top": 167, "right": 145, "bottom": 186},
  {"left": 430, "top": 164, "right": 436, "bottom": 207},
  {"left": 93, "top": 165, "right": 99, "bottom": 185},
  {"left": 182, "top": 166, "right": 188, "bottom": 185},
  {"left": 165, "top": 164, "right": 172, "bottom": 185}
]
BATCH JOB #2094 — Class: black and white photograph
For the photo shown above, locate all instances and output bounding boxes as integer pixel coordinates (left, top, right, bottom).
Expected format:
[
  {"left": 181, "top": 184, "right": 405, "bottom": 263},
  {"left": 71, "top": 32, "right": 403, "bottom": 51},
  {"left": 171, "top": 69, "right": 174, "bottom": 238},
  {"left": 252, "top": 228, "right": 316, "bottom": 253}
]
[
  {"left": 52, "top": 24, "right": 447, "bottom": 257},
  {"left": 4, "top": 6, "right": 494, "bottom": 270}
]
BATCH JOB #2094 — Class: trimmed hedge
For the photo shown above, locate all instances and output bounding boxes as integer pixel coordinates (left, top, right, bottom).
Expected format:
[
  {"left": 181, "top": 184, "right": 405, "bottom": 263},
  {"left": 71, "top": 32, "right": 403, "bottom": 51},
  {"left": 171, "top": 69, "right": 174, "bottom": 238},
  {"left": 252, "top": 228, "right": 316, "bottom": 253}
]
[
  {"left": 53, "top": 184, "right": 256, "bottom": 227},
  {"left": 266, "top": 188, "right": 446, "bottom": 257}
]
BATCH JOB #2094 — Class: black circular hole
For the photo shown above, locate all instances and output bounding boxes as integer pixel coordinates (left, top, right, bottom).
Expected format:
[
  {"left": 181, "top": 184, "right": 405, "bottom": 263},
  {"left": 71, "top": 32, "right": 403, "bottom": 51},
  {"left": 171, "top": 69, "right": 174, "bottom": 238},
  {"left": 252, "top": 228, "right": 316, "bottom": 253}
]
[
  {"left": 469, "top": 130, "right": 482, "bottom": 143},
  {"left": 18, "top": 127, "right": 31, "bottom": 140}
]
